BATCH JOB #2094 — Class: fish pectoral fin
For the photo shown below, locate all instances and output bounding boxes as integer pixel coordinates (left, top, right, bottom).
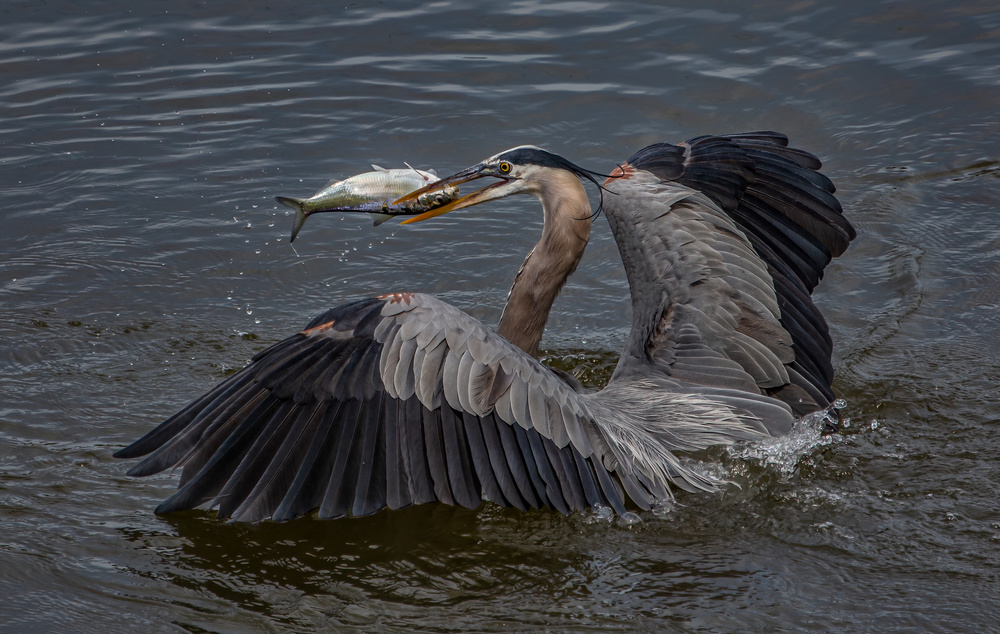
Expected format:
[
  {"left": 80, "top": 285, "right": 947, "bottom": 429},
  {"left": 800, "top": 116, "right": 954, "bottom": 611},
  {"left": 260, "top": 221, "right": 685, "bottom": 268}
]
[{"left": 371, "top": 213, "right": 394, "bottom": 226}]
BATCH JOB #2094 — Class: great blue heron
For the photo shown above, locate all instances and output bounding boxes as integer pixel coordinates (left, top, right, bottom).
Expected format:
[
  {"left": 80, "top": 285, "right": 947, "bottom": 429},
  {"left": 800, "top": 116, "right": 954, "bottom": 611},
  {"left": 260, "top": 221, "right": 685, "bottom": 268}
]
[{"left": 116, "top": 131, "right": 854, "bottom": 522}]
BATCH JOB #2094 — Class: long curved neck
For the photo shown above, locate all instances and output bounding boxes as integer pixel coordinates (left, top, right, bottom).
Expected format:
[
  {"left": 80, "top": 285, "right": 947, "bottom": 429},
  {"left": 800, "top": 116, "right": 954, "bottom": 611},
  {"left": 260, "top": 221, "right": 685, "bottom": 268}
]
[{"left": 497, "top": 171, "right": 592, "bottom": 357}]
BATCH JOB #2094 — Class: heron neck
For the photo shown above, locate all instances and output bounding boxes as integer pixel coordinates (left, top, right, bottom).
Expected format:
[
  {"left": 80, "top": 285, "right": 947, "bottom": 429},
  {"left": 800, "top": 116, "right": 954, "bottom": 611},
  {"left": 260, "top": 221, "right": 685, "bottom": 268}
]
[{"left": 497, "top": 172, "right": 592, "bottom": 357}]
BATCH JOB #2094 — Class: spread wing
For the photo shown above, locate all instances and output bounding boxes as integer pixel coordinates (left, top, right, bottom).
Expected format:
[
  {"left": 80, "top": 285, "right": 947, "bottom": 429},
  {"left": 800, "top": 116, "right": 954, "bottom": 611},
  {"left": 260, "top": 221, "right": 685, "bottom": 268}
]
[
  {"left": 116, "top": 293, "right": 717, "bottom": 522},
  {"left": 604, "top": 132, "right": 854, "bottom": 427}
]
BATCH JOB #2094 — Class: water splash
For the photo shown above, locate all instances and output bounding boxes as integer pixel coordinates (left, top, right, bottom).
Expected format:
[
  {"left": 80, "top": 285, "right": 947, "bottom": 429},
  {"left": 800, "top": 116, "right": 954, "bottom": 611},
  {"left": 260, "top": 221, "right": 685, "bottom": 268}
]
[
  {"left": 582, "top": 504, "right": 616, "bottom": 524},
  {"left": 581, "top": 505, "right": 645, "bottom": 528},
  {"left": 650, "top": 499, "right": 676, "bottom": 520},
  {"left": 725, "top": 402, "right": 844, "bottom": 477}
]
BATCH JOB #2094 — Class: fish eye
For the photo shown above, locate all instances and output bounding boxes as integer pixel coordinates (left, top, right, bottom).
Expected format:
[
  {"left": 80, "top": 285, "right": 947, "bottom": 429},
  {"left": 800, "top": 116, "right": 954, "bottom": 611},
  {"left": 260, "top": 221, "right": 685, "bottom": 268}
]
[{"left": 498, "top": 161, "right": 512, "bottom": 174}]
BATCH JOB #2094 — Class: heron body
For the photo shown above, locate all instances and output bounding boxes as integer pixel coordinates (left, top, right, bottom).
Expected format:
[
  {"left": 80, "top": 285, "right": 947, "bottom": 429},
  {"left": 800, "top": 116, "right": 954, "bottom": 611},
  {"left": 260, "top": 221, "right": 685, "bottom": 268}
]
[{"left": 116, "top": 131, "right": 855, "bottom": 522}]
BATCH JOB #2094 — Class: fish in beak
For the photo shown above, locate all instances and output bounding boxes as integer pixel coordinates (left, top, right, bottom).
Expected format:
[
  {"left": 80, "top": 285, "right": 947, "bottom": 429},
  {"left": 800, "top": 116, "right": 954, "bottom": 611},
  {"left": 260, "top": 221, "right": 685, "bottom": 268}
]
[
  {"left": 275, "top": 165, "right": 461, "bottom": 242},
  {"left": 392, "top": 162, "right": 522, "bottom": 224}
]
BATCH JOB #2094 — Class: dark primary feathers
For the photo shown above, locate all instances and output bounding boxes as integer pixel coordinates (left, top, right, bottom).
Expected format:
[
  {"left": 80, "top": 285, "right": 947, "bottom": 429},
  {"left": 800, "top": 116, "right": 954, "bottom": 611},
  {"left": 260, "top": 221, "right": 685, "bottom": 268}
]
[{"left": 116, "top": 131, "right": 854, "bottom": 522}]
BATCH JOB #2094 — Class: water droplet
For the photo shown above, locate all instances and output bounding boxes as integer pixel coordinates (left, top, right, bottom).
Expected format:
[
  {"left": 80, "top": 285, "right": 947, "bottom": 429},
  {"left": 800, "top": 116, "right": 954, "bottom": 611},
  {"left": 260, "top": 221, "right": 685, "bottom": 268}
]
[
  {"left": 593, "top": 505, "right": 614, "bottom": 522},
  {"left": 651, "top": 500, "right": 674, "bottom": 519},
  {"left": 618, "top": 512, "right": 642, "bottom": 527}
]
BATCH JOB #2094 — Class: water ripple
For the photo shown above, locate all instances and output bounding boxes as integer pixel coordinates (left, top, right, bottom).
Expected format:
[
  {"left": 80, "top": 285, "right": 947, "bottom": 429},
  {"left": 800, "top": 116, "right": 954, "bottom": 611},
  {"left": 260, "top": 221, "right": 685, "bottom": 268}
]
[{"left": 3, "top": 1, "right": 1000, "bottom": 631}]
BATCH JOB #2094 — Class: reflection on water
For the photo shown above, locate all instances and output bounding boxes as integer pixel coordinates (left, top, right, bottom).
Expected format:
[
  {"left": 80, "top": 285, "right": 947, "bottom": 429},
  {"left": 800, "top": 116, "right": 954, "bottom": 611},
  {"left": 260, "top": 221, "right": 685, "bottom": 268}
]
[{"left": 3, "top": 0, "right": 1000, "bottom": 631}]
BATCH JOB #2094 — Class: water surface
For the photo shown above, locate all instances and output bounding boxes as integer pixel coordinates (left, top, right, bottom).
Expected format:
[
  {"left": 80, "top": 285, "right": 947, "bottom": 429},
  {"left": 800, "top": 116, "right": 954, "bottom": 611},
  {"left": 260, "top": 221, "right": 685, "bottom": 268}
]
[{"left": 2, "top": 1, "right": 1000, "bottom": 631}]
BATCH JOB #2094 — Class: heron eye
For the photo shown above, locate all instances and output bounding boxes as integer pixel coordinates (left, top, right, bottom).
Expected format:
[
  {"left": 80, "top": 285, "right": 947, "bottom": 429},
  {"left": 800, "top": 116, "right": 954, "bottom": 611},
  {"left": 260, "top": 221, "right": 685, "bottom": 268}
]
[{"left": 498, "top": 161, "right": 512, "bottom": 174}]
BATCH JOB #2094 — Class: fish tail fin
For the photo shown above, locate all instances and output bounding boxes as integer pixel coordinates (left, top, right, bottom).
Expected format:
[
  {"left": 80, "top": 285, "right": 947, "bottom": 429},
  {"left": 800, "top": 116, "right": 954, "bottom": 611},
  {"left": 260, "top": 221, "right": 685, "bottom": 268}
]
[{"left": 275, "top": 196, "right": 309, "bottom": 243}]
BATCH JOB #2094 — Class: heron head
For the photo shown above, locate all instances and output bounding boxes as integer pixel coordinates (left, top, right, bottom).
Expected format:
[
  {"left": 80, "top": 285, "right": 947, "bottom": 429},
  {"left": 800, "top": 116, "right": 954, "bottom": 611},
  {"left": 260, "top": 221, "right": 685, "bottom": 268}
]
[{"left": 394, "top": 146, "right": 604, "bottom": 224}]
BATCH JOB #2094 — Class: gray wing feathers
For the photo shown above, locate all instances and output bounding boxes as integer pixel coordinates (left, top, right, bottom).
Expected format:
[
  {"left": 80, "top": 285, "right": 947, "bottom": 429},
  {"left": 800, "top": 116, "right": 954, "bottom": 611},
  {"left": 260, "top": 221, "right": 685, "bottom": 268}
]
[
  {"left": 609, "top": 181, "right": 792, "bottom": 390},
  {"left": 376, "top": 295, "right": 594, "bottom": 454},
  {"left": 374, "top": 297, "right": 734, "bottom": 499},
  {"left": 604, "top": 176, "right": 803, "bottom": 436}
]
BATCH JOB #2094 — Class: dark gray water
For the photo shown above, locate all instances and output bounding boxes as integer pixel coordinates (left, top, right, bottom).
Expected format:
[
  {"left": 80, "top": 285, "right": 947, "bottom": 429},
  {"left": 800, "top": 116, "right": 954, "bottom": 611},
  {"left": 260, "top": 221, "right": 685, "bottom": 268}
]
[{"left": 3, "top": 1, "right": 1000, "bottom": 631}]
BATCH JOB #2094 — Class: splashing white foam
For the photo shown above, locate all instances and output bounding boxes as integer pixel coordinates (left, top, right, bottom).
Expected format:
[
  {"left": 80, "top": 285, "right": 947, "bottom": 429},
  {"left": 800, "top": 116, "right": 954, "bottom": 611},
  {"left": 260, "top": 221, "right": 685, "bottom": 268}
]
[{"left": 726, "top": 403, "right": 843, "bottom": 477}]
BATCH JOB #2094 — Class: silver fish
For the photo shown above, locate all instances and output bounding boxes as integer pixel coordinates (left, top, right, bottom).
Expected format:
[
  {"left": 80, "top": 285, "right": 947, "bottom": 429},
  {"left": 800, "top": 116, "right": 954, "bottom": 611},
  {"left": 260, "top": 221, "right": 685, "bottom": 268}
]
[{"left": 275, "top": 165, "right": 460, "bottom": 242}]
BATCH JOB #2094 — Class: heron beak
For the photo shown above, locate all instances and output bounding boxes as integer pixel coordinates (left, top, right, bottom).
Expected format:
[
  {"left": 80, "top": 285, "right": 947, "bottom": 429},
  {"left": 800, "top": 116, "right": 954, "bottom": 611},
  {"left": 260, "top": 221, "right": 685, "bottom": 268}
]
[{"left": 392, "top": 163, "right": 514, "bottom": 224}]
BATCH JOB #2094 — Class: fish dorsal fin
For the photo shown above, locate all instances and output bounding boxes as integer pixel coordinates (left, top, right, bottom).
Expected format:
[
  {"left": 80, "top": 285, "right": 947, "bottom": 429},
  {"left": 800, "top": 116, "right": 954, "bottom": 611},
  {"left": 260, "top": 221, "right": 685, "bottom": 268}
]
[
  {"left": 404, "top": 162, "right": 434, "bottom": 181},
  {"left": 371, "top": 164, "right": 386, "bottom": 171}
]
